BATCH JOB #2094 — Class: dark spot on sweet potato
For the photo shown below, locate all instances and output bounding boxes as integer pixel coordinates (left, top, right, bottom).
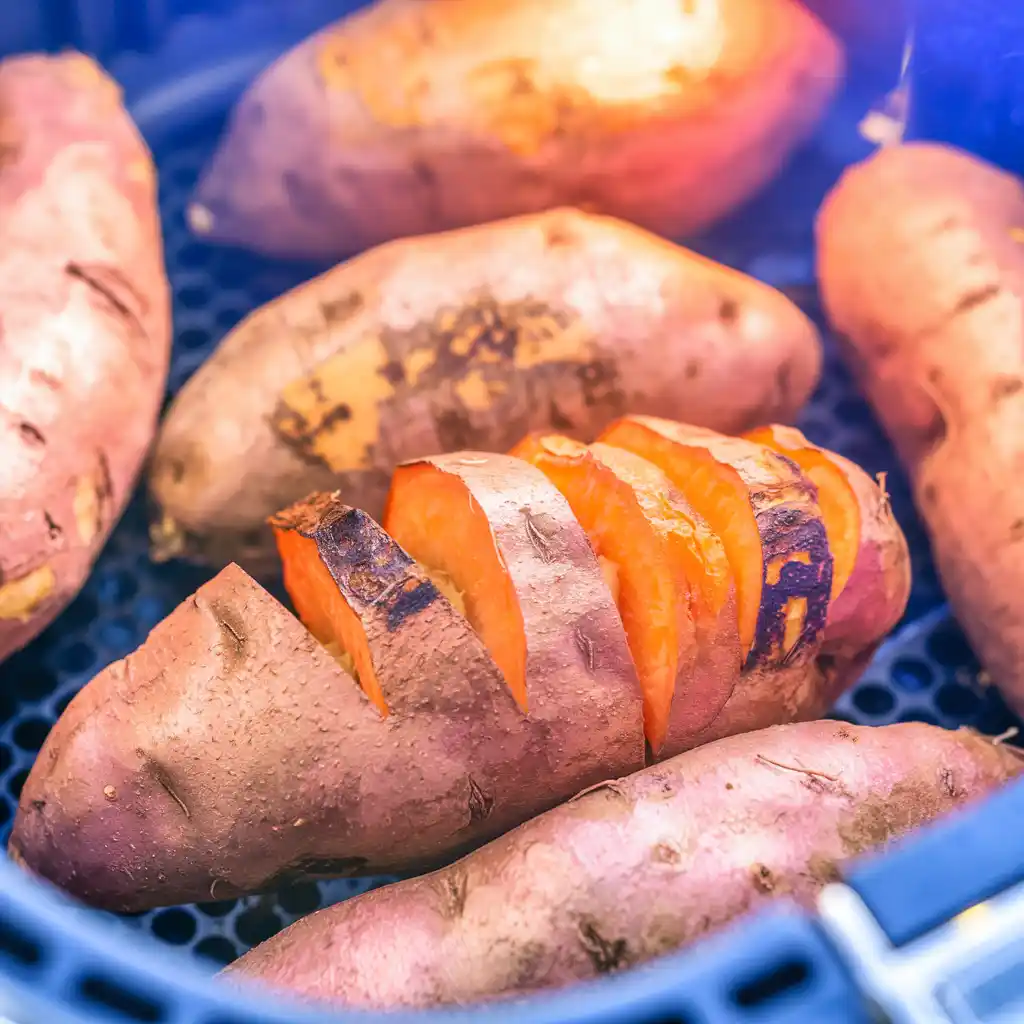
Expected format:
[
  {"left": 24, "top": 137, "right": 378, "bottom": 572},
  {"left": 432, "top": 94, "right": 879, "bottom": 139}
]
[
  {"left": 748, "top": 510, "right": 831, "bottom": 667},
  {"left": 245, "top": 100, "right": 266, "bottom": 128},
  {"left": 283, "top": 171, "right": 324, "bottom": 221},
  {"left": 838, "top": 777, "right": 940, "bottom": 857},
  {"left": 30, "top": 799, "right": 46, "bottom": 814},
  {"left": 719, "top": 297, "right": 740, "bottom": 324},
  {"left": 320, "top": 290, "right": 364, "bottom": 324},
  {"left": 379, "top": 360, "right": 406, "bottom": 384},
  {"left": 210, "top": 603, "right": 248, "bottom": 667},
  {"left": 652, "top": 842, "right": 681, "bottom": 864},
  {"left": 411, "top": 159, "right": 437, "bottom": 187},
  {"left": 66, "top": 263, "right": 148, "bottom": 339},
  {"left": 136, "top": 750, "right": 191, "bottom": 820},
  {"left": 467, "top": 777, "right": 495, "bottom": 823},
  {"left": 267, "top": 857, "right": 369, "bottom": 888},
  {"left": 548, "top": 399, "right": 574, "bottom": 430},
  {"left": 725, "top": 781, "right": 735, "bottom": 790},
  {"left": 578, "top": 919, "right": 631, "bottom": 973},
  {"left": 577, "top": 358, "right": 625, "bottom": 410},
  {"left": 544, "top": 220, "right": 577, "bottom": 248},
  {"left": 44, "top": 512, "right": 62, "bottom": 540},
  {"left": 685, "top": 359, "right": 701, "bottom": 379},
  {"left": 573, "top": 626, "right": 595, "bottom": 672},
  {"left": 19, "top": 422, "right": 45, "bottom": 447},
  {"left": 1011, "top": 519, "right": 1024, "bottom": 542},
  {"left": 775, "top": 362, "right": 793, "bottom": 404},
  {"left": 385, "top": 579, "right": 439, "bottom": 631},
  {"left": 921, "top": 482, "right": 937, "bottom": 506},
  {"left": 992, "top": 376, "right": 1023, "bottom": 402},
  {"left": 435, "top": 866, "right": 468, "bottom": 919},
  {"left": 30, "top": 368, "right": 61, "bottom": 391},
  {"left": 952, "top": 283, "right": 1001, "bottom": 317},
  {"left": 941, "top": 768, "right": 963, "bottom": 800},
  {"left": 522, "top": 509, "right": 556, "bottom": 563},
  {"left": 807, "top": 854, "right": 841, "bottom": 885},
  {"left": 751, "top": 863, "right": 775, "bottom": 893}
]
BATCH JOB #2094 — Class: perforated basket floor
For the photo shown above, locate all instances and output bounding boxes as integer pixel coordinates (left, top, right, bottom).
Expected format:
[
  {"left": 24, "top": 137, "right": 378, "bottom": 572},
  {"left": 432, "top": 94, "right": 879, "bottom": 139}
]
[{"left": 0, "top": 25, "right": 1021, "bottom": 1017}]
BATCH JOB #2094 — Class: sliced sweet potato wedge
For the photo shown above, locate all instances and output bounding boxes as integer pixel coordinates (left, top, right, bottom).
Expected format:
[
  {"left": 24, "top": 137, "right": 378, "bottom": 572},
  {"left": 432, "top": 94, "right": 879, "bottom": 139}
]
[
  {"left": 598, "top": 417, "right": 833, "bottom": 670},
  {"left": 745, "top": 424, "right": 911, "bottom": 652},
  {"left": 383, "top": 451, "right": 643, "bottom": 732}
]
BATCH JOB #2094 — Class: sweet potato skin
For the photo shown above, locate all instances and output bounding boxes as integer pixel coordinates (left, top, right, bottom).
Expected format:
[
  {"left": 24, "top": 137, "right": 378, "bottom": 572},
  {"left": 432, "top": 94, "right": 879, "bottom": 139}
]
[
  {"left": 190, "top": 0, "right": 843, "bottom": 259},
  {"left": 0, "top": 54, "right": 171, "bottom": 661},
  {"left": 816, "top": 143, "right": 1024, "bottom": 716},
  {"left": 227, "top": 721, "right": 1021, "bottom": 1009},
  {"left": 10, "top": 477, "right": 644, "bottom": 911},
  {"left": 148, "top": 208, "right": 821, "bottom": 574}
]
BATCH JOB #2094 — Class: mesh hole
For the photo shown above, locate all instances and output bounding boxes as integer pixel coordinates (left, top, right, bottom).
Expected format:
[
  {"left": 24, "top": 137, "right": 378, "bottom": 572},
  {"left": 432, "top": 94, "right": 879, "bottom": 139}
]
[
  {"left": 177, "top": 243, "right": 212, "bottom": 269},
  {"left": 927, "top": 623, "right": 975, "bottom": 668},
  {"left": 78, "top": 974, "right": 166, "bottom": 1022},
  {"left": 0, "top": 745, "right": 11, "bottom": 774},
  {"left": 178, "top": 327, "right": 211, "bottom": 350},
  {"left": 852, "top": 684, "right": 896, "bottom": 718},
  {"left": 56, "top": 641, "right": 96, "bottom": 675},
  {"left": 52, "top": 691, "right": 75, "bottom": 717},
  {"left": 11, "top": 666, "right": 59, "bottom": 702},
  {"left": 235, "top": 907, "right": 284, "bottom": 947},
  {"left": 732, "top": 958, "right": 811, "bottom": 1008},
  {"left": 0, "top": 916, "right": 44, "bottom": 967},
  {"left": 891, "top": 658, "right": 934, "bottom": 693},
  {"left": 178, "top": 285, "right": 211, "bottom": 309},
  {"left": 194, "top": 937, "right": 239, "bottom": 966},
  {"left": 94, "top": 569, "right": 139, "bottom": 604},
  {"left": 278, "top": 882, "right": 322, "bottom": 917},
  {"left": 13, "top": 718, "right": 51, "bottom": 753},
  {"left": 936, "top": 685, "right": 982, "bottom": 720},
  {"left": 151, "top": 909, "right": 198, "bottom": 945}
]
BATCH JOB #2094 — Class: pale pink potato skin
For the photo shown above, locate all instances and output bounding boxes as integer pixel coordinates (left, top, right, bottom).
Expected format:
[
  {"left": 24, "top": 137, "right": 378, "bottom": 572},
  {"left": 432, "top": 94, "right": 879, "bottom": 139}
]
[
  {"left": 0, "top": 54, "right": 171, "bottom": 661},
  {"left": 149, "top": 208, "right": 822, "bottom": 575},
  {"left": 226, "top": 721, "right": 1021, "bottom": 1010},
  {"left": 190, "top": 0, "right": 843, "bottom": 260},
  {"left": 817, "top": 143, "right": 1024, "bottom": 717},
  {"left": 10, "top": 458, "right": 645, "bottom": 911}
]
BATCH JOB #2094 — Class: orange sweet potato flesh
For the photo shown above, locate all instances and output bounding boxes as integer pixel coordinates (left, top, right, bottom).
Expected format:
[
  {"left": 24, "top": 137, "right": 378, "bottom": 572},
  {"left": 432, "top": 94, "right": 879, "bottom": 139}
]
[
  {"left": 598, "top": 419, "right": 763, "bottom": 654},
  {"left": 745, "top": 425, "right": 859, "bottom": 601},
  {"left": 383, "top": 461, "right": 528, "bottom": 710},
  {"left": 273, "top": 509, "right": 389, "bottom": 716}
]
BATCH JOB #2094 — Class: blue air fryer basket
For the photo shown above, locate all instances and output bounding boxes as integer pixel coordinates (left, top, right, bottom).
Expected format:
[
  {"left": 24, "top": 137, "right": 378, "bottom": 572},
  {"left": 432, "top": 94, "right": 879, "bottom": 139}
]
[{"left": 1, "top": 3, "right": 1022, "bottom": 1023}]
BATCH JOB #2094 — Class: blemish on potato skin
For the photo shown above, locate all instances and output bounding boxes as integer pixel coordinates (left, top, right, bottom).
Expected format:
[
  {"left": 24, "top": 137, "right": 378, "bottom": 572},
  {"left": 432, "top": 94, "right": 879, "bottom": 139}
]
[
  {"left": 0, "top": 565, "right": 56, "bottom": 622},
  {"left": 577, "top": 919, "right": 631, "bottom": 974},
  {"left": 467, "top": 777, "right": 495, "bottom": 823},
  {"left": 751, "top": 863, "right": 776, "bottom": 893},
  {"left": 18, "top": 422, "right": 45, "bottom": 447},
  {"left": 385, "top": 579, "right": 439, "bottom": 632}
]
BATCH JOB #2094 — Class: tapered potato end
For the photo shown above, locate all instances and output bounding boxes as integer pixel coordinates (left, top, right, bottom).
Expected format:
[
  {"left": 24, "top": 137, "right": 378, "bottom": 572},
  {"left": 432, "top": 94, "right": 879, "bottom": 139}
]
[{"left": 8, "top": 565, "right": 371, "bottom": 912}]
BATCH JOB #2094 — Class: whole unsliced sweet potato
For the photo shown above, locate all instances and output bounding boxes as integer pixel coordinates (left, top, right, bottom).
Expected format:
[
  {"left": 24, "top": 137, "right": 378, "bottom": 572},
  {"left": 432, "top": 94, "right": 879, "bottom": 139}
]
[
  {"left": 0, "top": 54, "right": 171, "bottom": 663},
  {"left": 11, "top": 422, "right": 908, "bottom": 913},
  {"left": 149, "top": 209, "right": 822, "bottom": 575},
  {"left": 817, "top": 143, "right": 1024, "bottom": 719},
  {"left": 226, "top": 721, "right": 1021, "bottom": 1009},
  {"left": 188, "top": 0, "right": 843, "bottom": 259}
]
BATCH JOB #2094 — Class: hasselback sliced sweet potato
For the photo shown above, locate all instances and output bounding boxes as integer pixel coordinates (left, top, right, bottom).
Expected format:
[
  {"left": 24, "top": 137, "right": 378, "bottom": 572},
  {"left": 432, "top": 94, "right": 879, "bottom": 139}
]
[
  {"left": 9, "top": 421, "right": 910, "bottom": 914},
  {"left": 226, "top": 721, "right": 1021, "bottom": 1010},
  {"left": 509, "top": 433, "right": 738, "bottom": 752}
]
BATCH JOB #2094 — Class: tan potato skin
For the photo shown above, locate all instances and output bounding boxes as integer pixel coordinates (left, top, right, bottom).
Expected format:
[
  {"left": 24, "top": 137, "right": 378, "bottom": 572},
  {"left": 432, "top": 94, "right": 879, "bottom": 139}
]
[
  {"left": 226, "top": 721, "right": 1021, "bottom": 1010},
  {"left": 148, "top": 208, "right": 822, "bottom": 575},
  {"left": 0, "top": 54, "right": 171, "bottom": 661},
  {"left": 817, "top": 143, "right": 1024, "bottom": 717},
  {"left": 189, "top": 0, "right": 843, "bottom": 260},
  {"left": 9, "top": 462, "right": 644, "bottom": 912}
]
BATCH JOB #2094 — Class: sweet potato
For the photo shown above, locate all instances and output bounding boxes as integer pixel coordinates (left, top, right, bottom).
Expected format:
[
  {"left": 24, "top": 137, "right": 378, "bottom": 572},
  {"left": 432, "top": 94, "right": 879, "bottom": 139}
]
[
  {"left": 816, "top": 143, "right": 1024, "bottom": 717},
  {"left": 11, "top": 422, "right": 908, "bottom": 912},
  {"left": 148, "top": 208, "right": 822, "bottom": 575},
  {"left": 508, "top": 433, "right": 739, "bottom": 752},
  {"left": 188, "top": 0, "right": 843, "bottom": 260},
  {"left": 0, "top": 54, "right": 171, "bottom": 662},
  {"left": 226, "top": 721, "right": 1021, "bottom": 1010}
]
